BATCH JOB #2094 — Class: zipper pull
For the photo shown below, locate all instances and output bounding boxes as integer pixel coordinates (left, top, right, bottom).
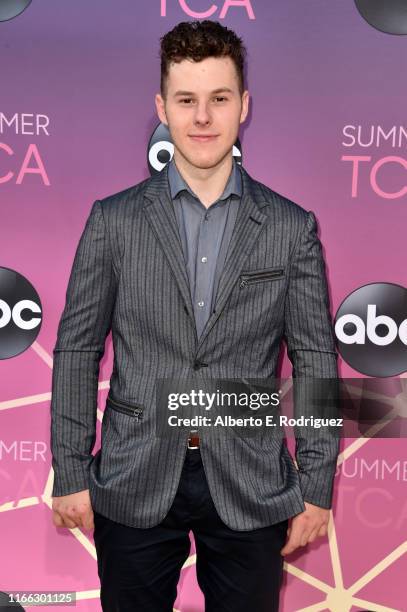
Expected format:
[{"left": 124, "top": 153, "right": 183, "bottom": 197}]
[{"left": 133, "top": 409, "right": 143, "bottom": 420}]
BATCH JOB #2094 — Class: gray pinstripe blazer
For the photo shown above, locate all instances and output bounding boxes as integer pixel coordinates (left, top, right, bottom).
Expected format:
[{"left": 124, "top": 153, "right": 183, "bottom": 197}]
[{"left": 50, "top": 161, "right": 339, "bottom": 530}]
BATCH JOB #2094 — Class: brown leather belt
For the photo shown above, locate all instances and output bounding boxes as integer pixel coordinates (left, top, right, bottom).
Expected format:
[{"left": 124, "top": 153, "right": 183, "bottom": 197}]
[{"left": 187, "top": 433, "right": 200, "bottom": 449}]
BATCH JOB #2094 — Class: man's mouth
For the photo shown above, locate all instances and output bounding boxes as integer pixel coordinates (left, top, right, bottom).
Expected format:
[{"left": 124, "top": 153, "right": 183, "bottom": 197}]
[{"left": 189, "top": 135, "right": 218, "bottom": 142}]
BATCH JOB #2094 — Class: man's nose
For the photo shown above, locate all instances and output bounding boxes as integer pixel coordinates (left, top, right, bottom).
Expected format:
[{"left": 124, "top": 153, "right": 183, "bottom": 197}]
[{"left": 194, "top": 102, "right": 212, "bottom": 125}]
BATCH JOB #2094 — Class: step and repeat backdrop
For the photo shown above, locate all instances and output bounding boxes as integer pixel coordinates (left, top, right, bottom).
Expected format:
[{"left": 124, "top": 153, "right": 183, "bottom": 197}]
[{"left": 1, "top": 1, "right": 406, "bottom": 611}]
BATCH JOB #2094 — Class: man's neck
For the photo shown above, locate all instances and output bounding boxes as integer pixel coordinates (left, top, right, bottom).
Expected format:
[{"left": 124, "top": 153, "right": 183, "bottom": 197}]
[{"left": 172, "top": 151, "right": 233, "bottom": 209}]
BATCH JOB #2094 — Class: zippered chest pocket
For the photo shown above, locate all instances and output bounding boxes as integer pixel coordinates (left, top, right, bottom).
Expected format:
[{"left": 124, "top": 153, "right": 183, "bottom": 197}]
[
  {"left": 106, "top": 393, "right": 144, "bottom": 420},
  {"left": 239, "top": 267, "right": 285, "bottom": 288}
]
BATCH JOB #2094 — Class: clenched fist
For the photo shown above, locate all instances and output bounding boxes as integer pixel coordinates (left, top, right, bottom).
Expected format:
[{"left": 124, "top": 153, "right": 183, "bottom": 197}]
[{"left": 52, "top": 489, "right": 94, "bottom": 530}]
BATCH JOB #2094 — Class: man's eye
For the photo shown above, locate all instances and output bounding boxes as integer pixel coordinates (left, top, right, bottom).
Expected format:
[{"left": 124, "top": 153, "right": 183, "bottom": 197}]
[{"left": 179, "top": 97, "right": 227, "bottom": 104}]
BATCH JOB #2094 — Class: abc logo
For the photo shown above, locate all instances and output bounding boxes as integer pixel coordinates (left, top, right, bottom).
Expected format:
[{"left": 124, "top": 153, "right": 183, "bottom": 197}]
[
  {"left": 0, "top": 0, "right": 32, "bottom": 22},
  {"left": 335, "top": 282, "right": 407, "bottom": 377},
  {"left": 0, "top": 266, "right": 42, "bottom": 360},
  {"left": 354, "top": 0, "right": 407, "bottom": 35},
  {"left": 147, "top": 122, "right": 242, "bottom": 176}
]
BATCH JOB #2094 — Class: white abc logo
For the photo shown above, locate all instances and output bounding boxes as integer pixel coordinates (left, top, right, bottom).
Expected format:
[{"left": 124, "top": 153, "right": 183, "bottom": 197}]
[
  {"left": 148, "top": 140, "right": 174, "bottom": 172},
  {"left": 0, "top": 299, "right": 42, "bottom": 330},
  {"left": 335, "top": 304, "right": 407, "bottom": 346}
]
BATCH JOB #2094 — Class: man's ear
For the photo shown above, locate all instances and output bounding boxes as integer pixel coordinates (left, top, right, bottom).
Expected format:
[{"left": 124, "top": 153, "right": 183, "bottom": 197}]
[
  {"left": 155, "top": 93, "right": 168, "bottom": 126},
  {"left": 239, "top": 90, "right": 250, "bottom": 124}
]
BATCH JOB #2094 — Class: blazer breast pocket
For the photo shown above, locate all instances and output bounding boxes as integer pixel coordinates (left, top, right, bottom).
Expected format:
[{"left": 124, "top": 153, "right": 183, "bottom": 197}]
[{"left": 239, "top": 266, "right": 285, "bottom": 289}]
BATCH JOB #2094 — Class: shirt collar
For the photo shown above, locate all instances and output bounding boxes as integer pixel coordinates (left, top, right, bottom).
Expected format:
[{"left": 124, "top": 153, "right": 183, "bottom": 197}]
[{"left": 167, "top": 155, "right": 242, "bottom": 202}]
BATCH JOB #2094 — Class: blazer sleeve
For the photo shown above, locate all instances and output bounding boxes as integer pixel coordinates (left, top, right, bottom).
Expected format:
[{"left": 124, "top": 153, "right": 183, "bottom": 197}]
[
  {"left": 50, "top": 199, "right": 118, "bottom": 497},
  {"left": 283, "top": 210, "right": 340, "bottom": 509}
]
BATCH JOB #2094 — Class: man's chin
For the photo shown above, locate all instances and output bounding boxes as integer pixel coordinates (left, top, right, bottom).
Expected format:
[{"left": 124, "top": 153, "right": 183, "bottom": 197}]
[{"left": 177, "top": 150, "right": 232, "bottom": 170}]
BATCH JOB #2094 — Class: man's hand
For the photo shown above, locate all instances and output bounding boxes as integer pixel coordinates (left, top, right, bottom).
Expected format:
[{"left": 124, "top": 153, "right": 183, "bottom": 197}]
[
  {"left": 52, "top": 489, "right": 94, "bottom": 531},
  {"left": 280, "top": 501, "right": 329, "bottom": 556}
]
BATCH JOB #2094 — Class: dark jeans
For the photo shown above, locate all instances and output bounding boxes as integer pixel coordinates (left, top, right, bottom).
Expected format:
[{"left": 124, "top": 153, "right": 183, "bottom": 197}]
[{"left": 93, "top": 447, "right": 288, "bottom": 612}]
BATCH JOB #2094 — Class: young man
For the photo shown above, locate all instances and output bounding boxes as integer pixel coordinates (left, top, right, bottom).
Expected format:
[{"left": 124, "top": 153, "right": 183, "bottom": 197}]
[{"left": 51, "top": 20, "right": 339, "bottom": 612}]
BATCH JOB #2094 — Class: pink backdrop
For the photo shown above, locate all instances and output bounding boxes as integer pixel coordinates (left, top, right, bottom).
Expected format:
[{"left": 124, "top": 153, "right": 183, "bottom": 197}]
[{"left": 1, "top": 1, "right": 406, "bottom": 610}]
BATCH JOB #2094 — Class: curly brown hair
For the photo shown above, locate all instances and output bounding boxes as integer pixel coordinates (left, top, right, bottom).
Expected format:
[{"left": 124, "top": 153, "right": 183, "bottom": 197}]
[{"left": 159, "top": 20, "right": 247, "bottom": 100}]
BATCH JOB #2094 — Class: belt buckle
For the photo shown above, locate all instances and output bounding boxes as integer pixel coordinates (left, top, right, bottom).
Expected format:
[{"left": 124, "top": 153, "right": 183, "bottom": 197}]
[{"left": 188, "top": 431, "right": 199, "bottom": 450}]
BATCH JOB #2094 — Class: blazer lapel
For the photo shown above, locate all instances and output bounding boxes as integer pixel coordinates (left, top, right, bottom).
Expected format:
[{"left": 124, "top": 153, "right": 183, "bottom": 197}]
[
  {"left": 142, "top": 164, "right": 196, "bottom": 323},
  {"left": 196, "top": 166, "right": 270, "bottom": 351}
]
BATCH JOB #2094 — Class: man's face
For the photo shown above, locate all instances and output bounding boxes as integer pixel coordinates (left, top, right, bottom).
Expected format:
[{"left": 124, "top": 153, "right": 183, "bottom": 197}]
[{"left": 155, "top": 56, "right": 249, "bottom": 170}]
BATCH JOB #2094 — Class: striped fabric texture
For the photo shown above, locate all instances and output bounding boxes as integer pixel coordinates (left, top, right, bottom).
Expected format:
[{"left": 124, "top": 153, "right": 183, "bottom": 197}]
[{"left": 50, "top": 161, "right": 339, "bottom": 530}]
